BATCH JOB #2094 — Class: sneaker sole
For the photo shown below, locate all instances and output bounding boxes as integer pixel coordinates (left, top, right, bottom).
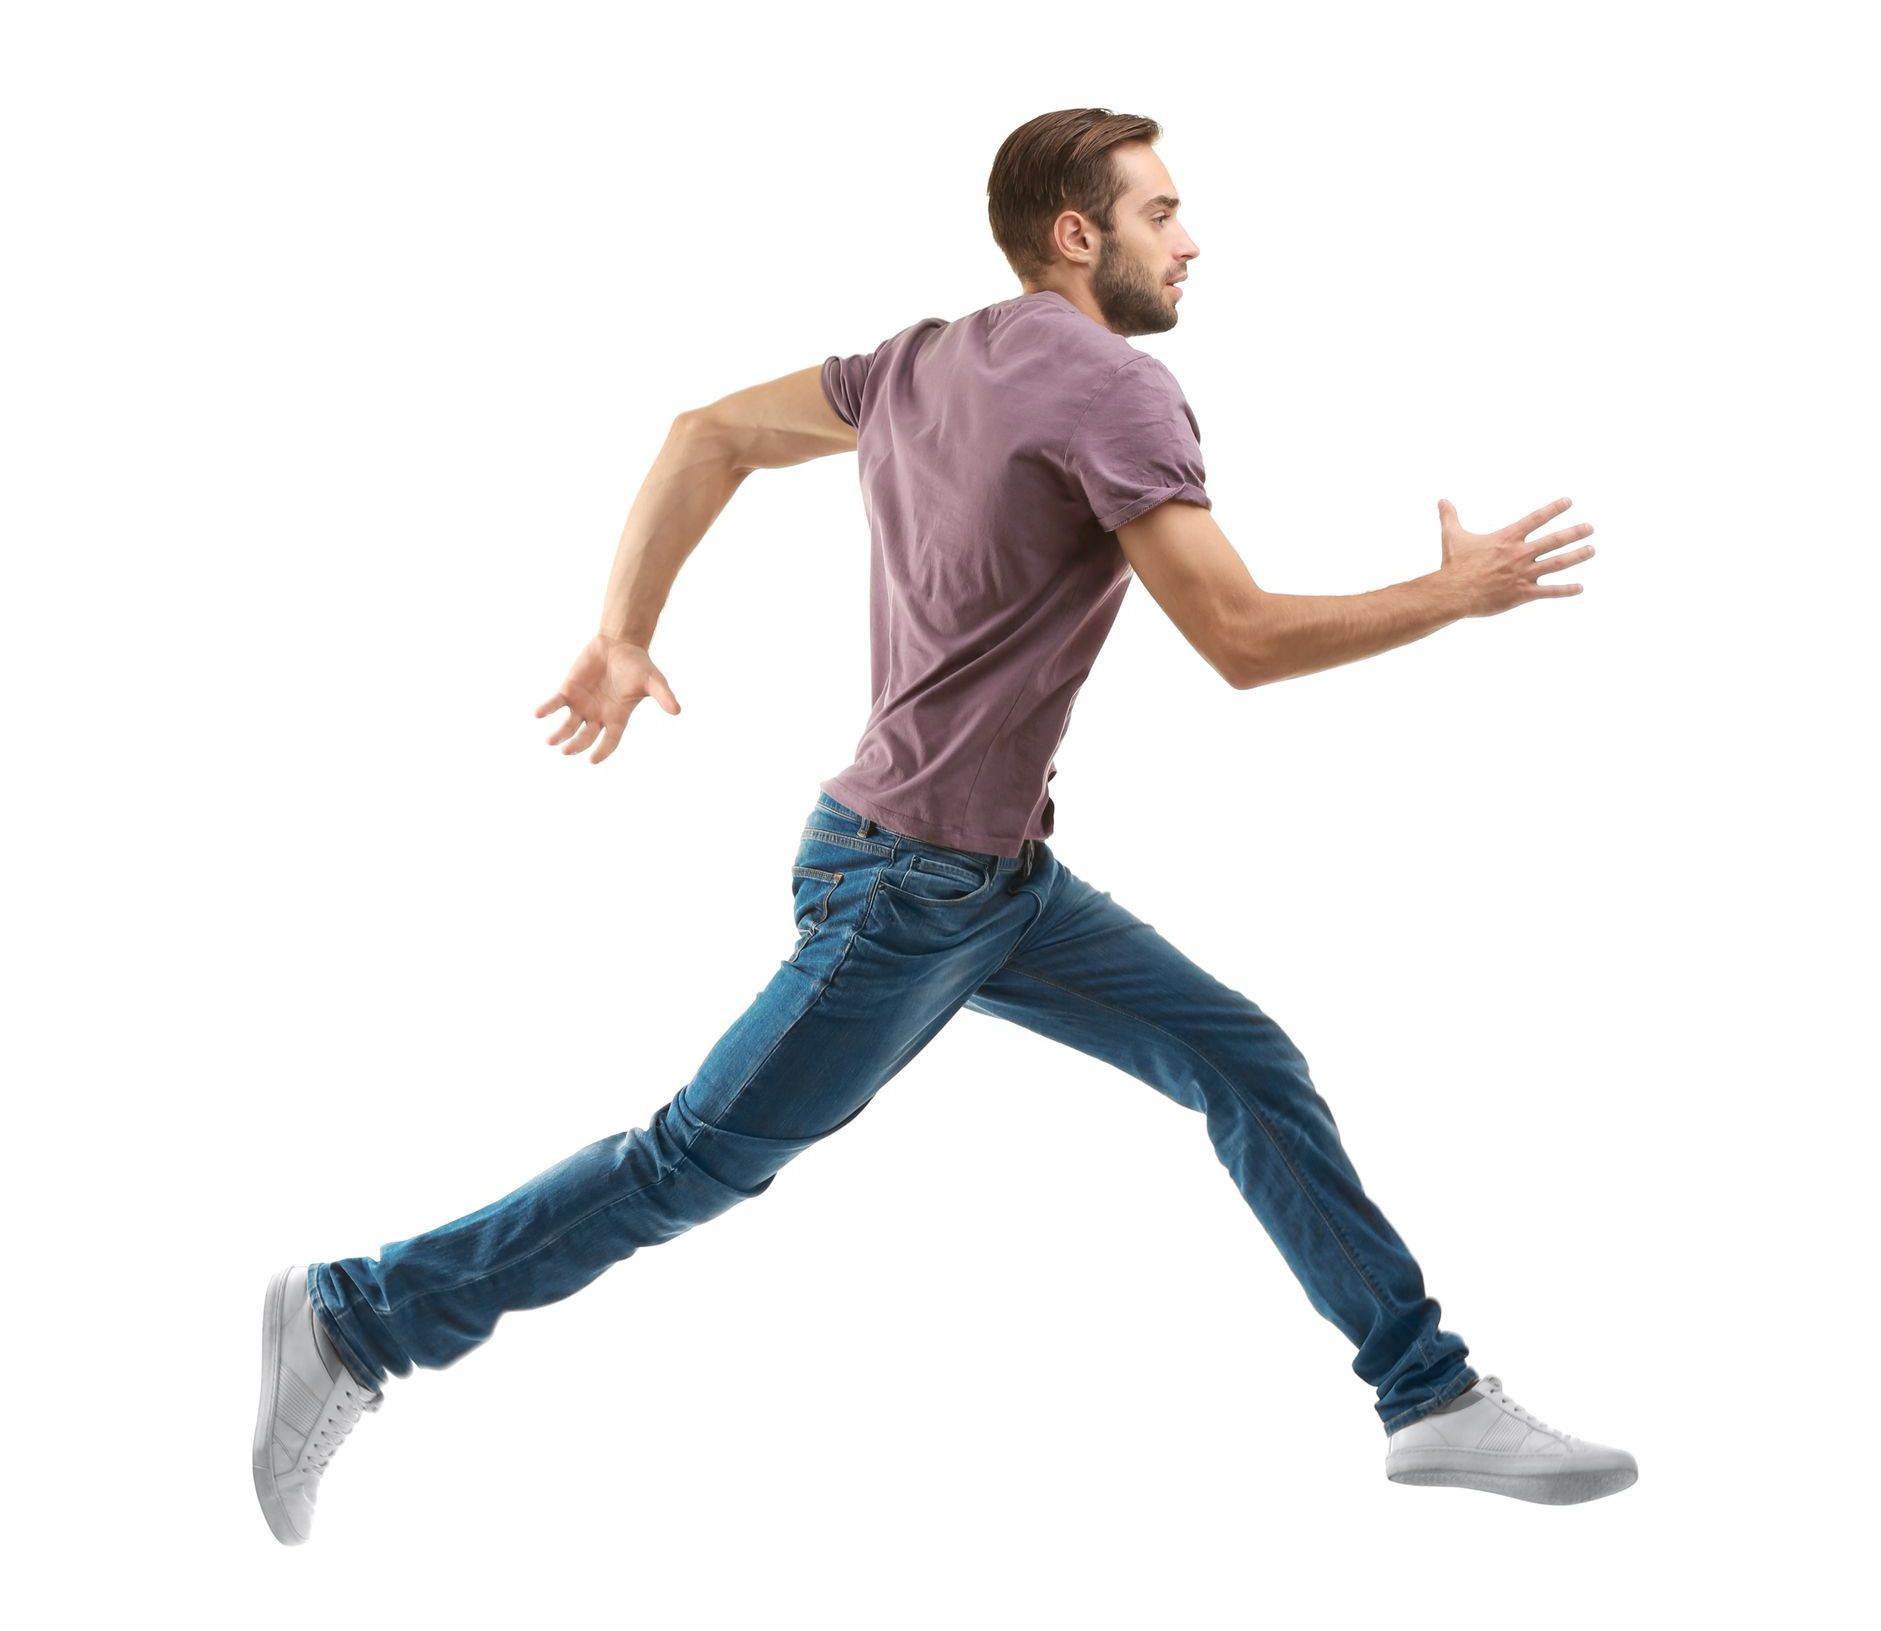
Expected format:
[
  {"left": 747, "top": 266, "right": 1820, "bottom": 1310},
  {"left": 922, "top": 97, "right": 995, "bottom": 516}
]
[
  {"left": 252, "top": 1264, "right": 307, "bottom": 1545},
  {"left": 1387, "top": 1454, "right": 1638, "bottom": 1505}
]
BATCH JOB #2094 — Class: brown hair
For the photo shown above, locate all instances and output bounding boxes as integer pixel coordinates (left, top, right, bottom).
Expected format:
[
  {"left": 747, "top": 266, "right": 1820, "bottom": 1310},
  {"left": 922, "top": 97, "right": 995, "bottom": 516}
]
[{"left": 987, "top": 108, "right": 1163, "bottom": 283}]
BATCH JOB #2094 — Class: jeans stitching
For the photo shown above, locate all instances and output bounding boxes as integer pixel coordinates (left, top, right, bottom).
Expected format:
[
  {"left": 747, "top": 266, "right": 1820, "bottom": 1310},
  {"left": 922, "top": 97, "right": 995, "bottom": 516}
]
[
  {"left": 377, "top": 964, "right": 852, "bottom": 1318},
  {"left": 995, "top": 856, "right": 1050, "bottom": 959},
  {"left": 786, "top": 869, "right": 840, "bottom": 961},
  {"left": 878, "top": 853, "right": 1001, "bottom": 907},
  {"left": 373, "top": 855, "right": 902, "bottom": 1316},
  {"left": 800, "top": 826, "right": 894, "bottom": 856},
  {"left": 819, "top": 862, "right": 889, "bottom": 990},
  {"left": 1381, "top": 1367, "right": 1480, "bottom": 1435},
  {"left": 309, "top": 1273, "right": 385, "bottom": 1390},
  {"left": 996, "top": 961, "right": 1391, "bottom": 1309},
  {"left": 345, "top": 827, "right": 898, "bottom": 1340}
]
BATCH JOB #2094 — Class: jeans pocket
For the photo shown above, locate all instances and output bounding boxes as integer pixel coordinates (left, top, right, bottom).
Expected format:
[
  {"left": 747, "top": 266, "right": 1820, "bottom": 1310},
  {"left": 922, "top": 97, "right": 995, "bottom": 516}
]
[
  {"left": 787, "top": 865, "right": 843, "bottom": 961},
  {"left": 880, "top": 851, "right": 991, "bottom": 904}
]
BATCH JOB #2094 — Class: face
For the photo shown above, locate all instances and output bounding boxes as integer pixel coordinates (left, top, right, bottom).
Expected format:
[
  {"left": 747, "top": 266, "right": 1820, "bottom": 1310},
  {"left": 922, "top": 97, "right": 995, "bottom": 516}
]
[{"left": 1088, "top": 141, "right": 1199, "bottom": 336}]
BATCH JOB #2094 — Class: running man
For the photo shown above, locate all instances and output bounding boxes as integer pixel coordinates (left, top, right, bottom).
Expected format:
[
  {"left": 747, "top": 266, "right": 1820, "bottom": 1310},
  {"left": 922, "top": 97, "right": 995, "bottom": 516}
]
[{"left": 254, "top": 108, "right": 1636, "bottom": 1544}]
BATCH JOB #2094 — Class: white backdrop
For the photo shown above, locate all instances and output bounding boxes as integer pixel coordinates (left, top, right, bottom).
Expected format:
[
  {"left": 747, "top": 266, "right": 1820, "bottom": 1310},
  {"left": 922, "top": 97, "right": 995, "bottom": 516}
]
[{"left": 5, "top": 1, "right": 1873, "bottom": 1623}]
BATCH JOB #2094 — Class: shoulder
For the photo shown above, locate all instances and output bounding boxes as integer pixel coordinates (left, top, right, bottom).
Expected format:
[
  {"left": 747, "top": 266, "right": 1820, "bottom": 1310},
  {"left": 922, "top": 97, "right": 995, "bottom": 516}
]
[{"left": 1067, "top": 350, "right": 1200, "bottom": 445}]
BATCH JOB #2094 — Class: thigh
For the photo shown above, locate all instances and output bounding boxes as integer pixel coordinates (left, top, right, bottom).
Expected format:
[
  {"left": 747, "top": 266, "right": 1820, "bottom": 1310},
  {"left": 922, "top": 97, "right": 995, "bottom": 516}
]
[
  {"left": 963, "top": 856, "right": 1313, "bottom": 1115},
  {"left": 677, "top": 797, "right": 1042, "bottom": 1164}
]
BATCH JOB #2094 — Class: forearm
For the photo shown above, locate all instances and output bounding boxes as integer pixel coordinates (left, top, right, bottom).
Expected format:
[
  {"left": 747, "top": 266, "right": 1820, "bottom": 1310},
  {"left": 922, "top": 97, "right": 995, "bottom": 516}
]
[
  {"left": 1243, "top": 570, "right": 1471, "bottom": 687},
  {"left": 598, "top": 413, "right": 751, "bottom": 646}
]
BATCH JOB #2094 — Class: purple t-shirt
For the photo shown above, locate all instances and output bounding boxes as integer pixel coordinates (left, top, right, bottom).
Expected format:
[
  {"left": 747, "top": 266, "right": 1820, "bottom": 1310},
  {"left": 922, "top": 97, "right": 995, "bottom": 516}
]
[{"left": 818, "top": 286, "right": 1210, "bottom": 857}]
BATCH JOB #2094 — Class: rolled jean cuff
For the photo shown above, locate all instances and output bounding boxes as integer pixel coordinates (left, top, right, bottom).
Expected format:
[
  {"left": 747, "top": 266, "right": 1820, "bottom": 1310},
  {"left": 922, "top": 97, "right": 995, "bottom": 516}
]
[
  {"left": 1379, "top": 1365, "right": 1479, "bottom": 1436},
  {"left": 307, "top": 1266, "right": 388, "bottom": 1394}
]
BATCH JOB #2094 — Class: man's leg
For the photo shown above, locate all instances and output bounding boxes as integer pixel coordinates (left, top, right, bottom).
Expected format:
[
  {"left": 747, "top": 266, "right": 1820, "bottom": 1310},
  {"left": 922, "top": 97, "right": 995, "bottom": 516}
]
[
  {"left": 309, "top": 794, "right": 1041, "bottom": 1390},
  {"left": 965, "top": 844, "right": 1478, "bottom": 1436}
]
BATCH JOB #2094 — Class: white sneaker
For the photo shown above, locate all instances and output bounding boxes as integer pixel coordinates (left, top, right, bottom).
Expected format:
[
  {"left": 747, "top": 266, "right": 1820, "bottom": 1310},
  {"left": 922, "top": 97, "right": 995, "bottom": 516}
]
[
  {"left": 1384, "top": 1374, "right": 1637, "bottom": 1505},
  {"left": 252, "top": 1264, "right": 382, "bottom": 1545}
]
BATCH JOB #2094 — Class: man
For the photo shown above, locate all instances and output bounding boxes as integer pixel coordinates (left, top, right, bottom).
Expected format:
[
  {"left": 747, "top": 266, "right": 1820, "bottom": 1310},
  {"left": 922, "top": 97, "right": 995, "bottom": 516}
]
[{"left": 253, "top": 108, "right": 1635, "bottom": 1545}]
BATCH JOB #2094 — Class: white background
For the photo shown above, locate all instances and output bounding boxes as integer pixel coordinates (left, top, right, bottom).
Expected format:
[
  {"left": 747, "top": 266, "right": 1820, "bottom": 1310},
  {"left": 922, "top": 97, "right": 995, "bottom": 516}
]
[{"left": 5, "top": 0, "right": 1874, "bottom": 1624}]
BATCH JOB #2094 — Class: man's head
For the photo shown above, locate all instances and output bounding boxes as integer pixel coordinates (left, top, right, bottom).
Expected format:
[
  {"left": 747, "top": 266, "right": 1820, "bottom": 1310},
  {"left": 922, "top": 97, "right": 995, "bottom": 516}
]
[{"left": 987, "top": 108, "right": 1199, "bottom": 337}]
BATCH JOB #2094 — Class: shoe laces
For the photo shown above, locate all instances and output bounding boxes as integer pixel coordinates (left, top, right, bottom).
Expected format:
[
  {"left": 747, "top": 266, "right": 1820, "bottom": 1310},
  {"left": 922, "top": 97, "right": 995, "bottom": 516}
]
[
  {"left": 1479, "top": 1374, "right": 1576, "bottom": 1443},
  {"left": 305, "top": 1381, "right": 382, "bottom": 1473}
]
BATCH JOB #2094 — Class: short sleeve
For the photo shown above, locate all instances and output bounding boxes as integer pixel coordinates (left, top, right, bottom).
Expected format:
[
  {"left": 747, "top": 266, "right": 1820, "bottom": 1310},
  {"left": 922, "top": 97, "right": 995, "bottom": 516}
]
[
  {"left": 821, "top": 343, "right": 882, "bottom": 429},
  {"left": 1066, "top": 355, "right": 1211, "bottom": 533}
]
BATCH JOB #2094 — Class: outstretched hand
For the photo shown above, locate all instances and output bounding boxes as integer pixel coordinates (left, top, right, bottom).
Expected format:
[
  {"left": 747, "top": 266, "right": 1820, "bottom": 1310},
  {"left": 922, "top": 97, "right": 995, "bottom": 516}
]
[
  {"left": 535, "top": 635, "right": 681, "bottom": 765},
  {"left": 1437, "top": 496, "right": 1597, "bottom": 618}
]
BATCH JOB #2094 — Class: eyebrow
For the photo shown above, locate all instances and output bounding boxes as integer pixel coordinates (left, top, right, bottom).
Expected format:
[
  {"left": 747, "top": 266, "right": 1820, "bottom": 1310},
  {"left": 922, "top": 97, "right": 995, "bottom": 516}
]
[{"left": 1141, "top": 194, "right": 1181, "bottom": 212}]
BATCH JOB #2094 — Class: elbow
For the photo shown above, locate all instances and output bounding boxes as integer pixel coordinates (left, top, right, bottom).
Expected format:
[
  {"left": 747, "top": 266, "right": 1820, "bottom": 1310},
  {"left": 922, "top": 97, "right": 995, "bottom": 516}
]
[
  {"left": 1227, "top": 655, "right": 1268, "bottom": 690},
  {"left": 1222, "top": 590, "right": 1271, "bottom": 689},
  {"left": 1223, "top": 627, "right": 1271, "bottom": 690},
  {"left": 670, "top": 406, "right": 747, "bottom": 471}
]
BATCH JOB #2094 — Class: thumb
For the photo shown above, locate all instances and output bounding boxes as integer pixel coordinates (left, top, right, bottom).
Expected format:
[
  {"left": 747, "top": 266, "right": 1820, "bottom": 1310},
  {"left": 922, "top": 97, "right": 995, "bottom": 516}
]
[
  {"left": 1437, "top": 497, "right": 1455, "bottom": 525},
  {"left": 653, "top": 677, "right": 681, "bottom": 714}
]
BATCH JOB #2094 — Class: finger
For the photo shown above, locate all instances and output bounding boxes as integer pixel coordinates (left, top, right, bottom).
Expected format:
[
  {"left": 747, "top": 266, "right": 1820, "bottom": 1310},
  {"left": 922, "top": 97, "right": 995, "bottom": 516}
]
[
  {"left": 1437, "top": 497, "right": 1457, "bottom": 527},
  {"left": 1530, "top": 582, "right": 1584, "bottom": 597},
  {"left": 1529, "top": 522, "right": 1594, "bottom": 557},
  {"left": 590, "top": 721, "right": 622, "bottom": 764},
  {"left": 1534, "top": 544, "right": 1595, "bottom": 575},
  {"left": 1509, "top": 497, "right": 1573, "bottom": 540},
  {"left": 545, "top": 710, "right": 583, "bottom": 746},
  {"left": 535, "top": 694, "right": 568, "bottom": 720},
  {"left": 562, "top": 717, "right": 603, "bottom": 755}
]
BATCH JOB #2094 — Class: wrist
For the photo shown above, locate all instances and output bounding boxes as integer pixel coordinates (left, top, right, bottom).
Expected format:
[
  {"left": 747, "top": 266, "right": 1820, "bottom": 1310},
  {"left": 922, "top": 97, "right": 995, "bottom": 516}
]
[
  {"left": 1427, "top": 568, "right": 1476, "bottom": 622},
  {"left": 596, "top": 625, "right": 654, "bottom": 650}
]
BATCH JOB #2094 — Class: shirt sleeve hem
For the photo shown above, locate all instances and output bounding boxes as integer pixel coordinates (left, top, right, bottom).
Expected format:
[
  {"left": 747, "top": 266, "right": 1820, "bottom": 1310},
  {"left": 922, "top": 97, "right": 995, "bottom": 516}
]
[
  {"left": 819, "top": 355, "right": 856, "bottom": 428},
  {"left": 1097, "top": 481, "right": 1211, "bottom": 534}
]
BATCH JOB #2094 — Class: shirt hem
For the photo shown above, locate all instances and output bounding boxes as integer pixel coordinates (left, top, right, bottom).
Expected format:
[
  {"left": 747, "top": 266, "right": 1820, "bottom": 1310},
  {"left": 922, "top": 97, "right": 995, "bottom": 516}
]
[{"left": 817, "top": 776, "right": 1041, "bottom": 859}]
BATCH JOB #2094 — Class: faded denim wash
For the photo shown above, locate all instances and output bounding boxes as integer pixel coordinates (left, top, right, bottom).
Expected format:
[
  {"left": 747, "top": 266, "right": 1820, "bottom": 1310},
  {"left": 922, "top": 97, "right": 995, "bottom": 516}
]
[{"left": 310, "top": 791, "right": 1477, "bottom": 1434}]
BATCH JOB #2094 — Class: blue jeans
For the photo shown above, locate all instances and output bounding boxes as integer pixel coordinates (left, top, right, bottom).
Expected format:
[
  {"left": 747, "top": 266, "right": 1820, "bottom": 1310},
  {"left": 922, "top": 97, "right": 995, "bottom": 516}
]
[{"left": 310, "top": 790, "right": 1477, "bottom": 1434}]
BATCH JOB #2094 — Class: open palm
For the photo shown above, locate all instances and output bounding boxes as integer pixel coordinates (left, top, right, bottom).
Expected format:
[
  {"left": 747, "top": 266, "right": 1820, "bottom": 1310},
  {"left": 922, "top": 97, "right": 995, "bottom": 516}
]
[{"left": 535, "top": 635, "right": 681, "bottom": 765}]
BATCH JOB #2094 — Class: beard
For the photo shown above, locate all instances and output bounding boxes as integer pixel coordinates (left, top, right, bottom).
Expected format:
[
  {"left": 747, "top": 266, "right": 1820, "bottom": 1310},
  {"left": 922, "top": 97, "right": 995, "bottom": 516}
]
[{"left": 1091, "top": 232, "right": 1178, "bottom": 336}]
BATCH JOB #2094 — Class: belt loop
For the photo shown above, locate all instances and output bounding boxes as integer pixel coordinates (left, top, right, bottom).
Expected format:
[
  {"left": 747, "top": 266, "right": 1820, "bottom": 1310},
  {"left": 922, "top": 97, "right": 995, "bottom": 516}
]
[
  {"left": 1007, "top": 837, "right": 1036, "bottom": 894},
  {"left": 857, "top": 816, "right": 873, "bottom": 837}
]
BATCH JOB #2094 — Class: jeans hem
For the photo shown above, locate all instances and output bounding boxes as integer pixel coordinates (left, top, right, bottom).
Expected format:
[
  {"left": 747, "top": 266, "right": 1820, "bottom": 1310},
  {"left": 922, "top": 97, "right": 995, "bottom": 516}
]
[
  {"left": 1379, "top": 1365, "right": 1479, "bottom": 1436},
  {"left": 308, "top": 1267, "right": 388, "bottom": 1394}
]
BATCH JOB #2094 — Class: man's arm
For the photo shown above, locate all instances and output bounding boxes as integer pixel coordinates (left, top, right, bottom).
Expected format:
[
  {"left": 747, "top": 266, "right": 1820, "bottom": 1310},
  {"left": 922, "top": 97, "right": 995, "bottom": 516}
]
[
  {"left": 599, "top": 365, "right": 854, "bottom": 644},
  {"left": 536, "top": 365, "right": 854, "bottom": 764},
  {"left": 1115, "top": 496, "right": 1595, "bottom": 690}
]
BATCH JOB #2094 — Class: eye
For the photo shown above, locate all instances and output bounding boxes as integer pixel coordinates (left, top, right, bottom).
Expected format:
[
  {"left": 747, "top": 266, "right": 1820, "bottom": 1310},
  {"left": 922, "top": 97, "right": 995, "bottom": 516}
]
[{"left": 1153, "top": 213, "right": 1169, "bottom": 224}]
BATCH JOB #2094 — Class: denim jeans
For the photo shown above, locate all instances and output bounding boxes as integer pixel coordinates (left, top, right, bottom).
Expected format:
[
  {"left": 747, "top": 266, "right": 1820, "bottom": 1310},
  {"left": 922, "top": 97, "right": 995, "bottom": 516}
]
[{"left": 310, "top": 790, "right": 1477, "bottom": 1434}]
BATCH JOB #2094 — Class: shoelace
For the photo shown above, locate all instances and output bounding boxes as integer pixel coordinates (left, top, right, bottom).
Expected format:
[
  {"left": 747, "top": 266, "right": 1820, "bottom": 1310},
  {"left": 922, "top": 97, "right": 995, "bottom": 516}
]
[
  {"left": 1479, "top": 1374, "right": 1577, "bottom": 1443},
  {"left": 306, "top": 1382, "right": 382, "bottom": 1473}
]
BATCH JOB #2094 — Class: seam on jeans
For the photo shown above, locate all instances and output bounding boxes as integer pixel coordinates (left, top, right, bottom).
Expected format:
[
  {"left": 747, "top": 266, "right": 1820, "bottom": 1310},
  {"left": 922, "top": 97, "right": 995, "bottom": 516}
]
[
  {"left": 1381, "top": 1367, "right": 1480, "bottom": 1435},
  {"left": 786, "top": 868, "right": 841, "bottom": 962},
  {"left": 800, "top": 826, "right": 894, "bottom": 856},
  {"left": 378, "top": 866, "right": 898, "bottom": 1318},
  {"left": 816, "top": 790, "right": 867, "bottom": 824},
  {"left": 878, "top": 853, "right": 1002, "bottom": 908},
  {"left": 993, "top": 869, "right": 1053, "bottom": 970},
  {"left": 995, "top": 960, "right": 1392, "bottom": 1309},
  {"left": 379, "top": 972, "right": 845, "bottom": 1317},
  {"left": 847, "top": 863, "right": 891, "bottom": 956}
]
